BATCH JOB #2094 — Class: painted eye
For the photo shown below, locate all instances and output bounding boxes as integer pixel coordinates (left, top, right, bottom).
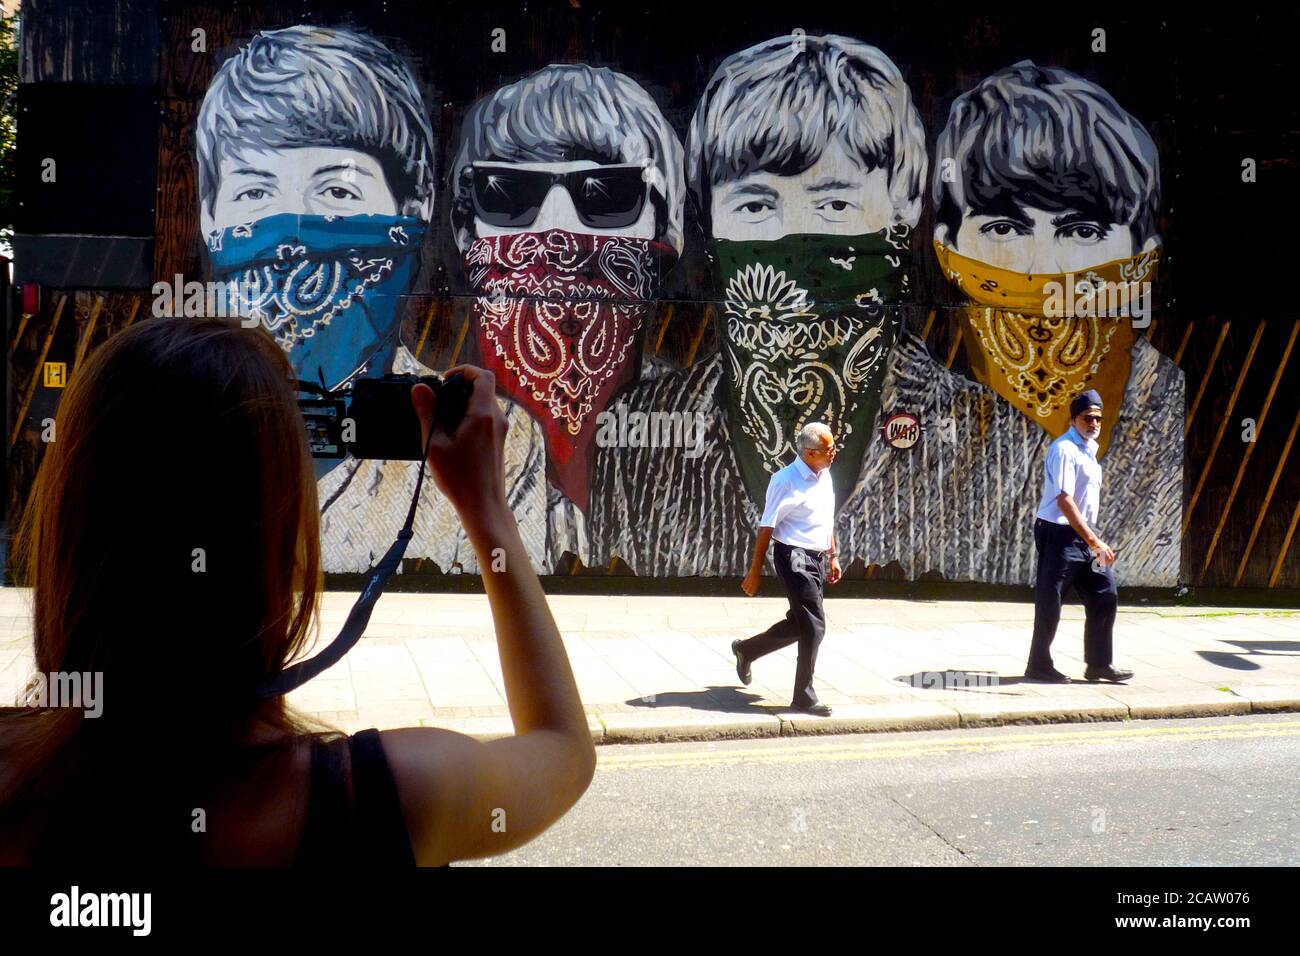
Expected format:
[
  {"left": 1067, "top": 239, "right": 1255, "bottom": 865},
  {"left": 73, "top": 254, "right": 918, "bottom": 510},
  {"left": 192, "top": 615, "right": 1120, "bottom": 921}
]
[
  {"left": 1061, "top": 223, "right": 1107, "bottom": 242},
  {"left": 323, "top": 186, "right": 359, "bottom": 201},
  {"left": 818, "top": 200, "right": 853, "bottom": 213},
  {"left": 234, "top": 187, "right": 268, "bottom": 202},
  {"left": 738, "top": 201, "right": 772, "bottom": 215},
  {"left": 980, "top": 220, "right": 1027, "bottom": 239}
]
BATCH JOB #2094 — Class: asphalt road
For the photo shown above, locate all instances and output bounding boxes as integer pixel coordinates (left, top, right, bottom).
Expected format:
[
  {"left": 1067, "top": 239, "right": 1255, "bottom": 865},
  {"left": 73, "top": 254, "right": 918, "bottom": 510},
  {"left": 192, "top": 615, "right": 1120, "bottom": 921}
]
[{"left": 463, "top": 715, "right": 1300, "bottom": 866}]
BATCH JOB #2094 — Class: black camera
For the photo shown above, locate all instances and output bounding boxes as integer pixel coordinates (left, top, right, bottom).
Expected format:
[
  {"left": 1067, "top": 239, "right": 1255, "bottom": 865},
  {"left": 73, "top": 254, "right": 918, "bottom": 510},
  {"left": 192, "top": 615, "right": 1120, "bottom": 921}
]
[{"left": 298, "top": 372, "right": 474, "bottom": 460}]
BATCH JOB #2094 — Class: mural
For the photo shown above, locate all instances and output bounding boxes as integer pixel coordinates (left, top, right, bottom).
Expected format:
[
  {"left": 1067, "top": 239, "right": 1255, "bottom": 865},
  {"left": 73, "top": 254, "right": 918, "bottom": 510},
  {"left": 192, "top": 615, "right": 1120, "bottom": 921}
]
[
  {"left": 196, "top": 26, "right": 435, "bottom": 412},
  {"left": 448, "top": 64, "right": 684, "bottom": 512},
  {"left": 193, "top": 26, "right": 482, "bottom": 575},
  {"left": 933, "top": 61, "right": 1162, "bottom": 454},
  {"left": 589, "top": 33, "right": 928, "bottom": 575},
  {"left": 837, "top": 62, "right": 1182, "bottom": 586},
  {"left": 151, "top": 13, "right": 1192, "bottom": 586},
  {"left": 312, "top": 61, "right": 683, "bottom": 573}
]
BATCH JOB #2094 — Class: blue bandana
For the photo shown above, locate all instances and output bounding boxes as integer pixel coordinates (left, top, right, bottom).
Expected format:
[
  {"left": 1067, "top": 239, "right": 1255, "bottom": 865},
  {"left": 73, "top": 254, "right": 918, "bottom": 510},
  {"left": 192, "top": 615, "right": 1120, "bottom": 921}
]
[{"left": 207, "top": 213, "right": 426, "bottom": 391}]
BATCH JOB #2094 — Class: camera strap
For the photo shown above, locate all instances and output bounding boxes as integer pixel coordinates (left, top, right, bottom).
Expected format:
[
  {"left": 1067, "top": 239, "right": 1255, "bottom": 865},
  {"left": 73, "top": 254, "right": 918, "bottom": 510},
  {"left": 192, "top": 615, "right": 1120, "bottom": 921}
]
[{"left": 255, "top": 423, "right": 437, "bottom": 700}]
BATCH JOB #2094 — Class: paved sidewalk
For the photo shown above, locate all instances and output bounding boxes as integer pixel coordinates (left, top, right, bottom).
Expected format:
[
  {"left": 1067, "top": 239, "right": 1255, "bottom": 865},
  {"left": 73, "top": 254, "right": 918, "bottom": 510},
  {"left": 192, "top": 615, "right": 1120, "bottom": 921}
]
[{"left": 1, "top": 588, "right": 1296, "bottom": 743}]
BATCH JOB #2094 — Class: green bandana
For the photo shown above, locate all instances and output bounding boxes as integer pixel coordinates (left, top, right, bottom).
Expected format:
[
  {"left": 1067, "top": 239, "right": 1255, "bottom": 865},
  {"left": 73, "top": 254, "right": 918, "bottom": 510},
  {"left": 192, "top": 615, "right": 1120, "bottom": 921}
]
[{"left": 714, "top": 224, "right": 912, "bottom": 508}]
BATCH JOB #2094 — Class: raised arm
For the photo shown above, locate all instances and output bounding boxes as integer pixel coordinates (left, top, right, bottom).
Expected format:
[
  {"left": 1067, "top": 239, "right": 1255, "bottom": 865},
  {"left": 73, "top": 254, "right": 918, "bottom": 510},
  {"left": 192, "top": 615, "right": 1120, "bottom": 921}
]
[{"left": 380, "top": 367, "right": 596, "bottom": 866}]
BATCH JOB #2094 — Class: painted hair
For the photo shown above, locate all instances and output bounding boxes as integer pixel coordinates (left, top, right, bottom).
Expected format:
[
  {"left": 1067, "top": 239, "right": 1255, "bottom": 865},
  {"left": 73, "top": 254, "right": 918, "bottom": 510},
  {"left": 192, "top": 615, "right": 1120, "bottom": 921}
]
[
  {"left": 686, "top": 33, "right": 927, "bottom": 230},
  {"left": 449, "top": 64, "right": 685, "bottom": 252},
  {"left": 196, "top": 25, "right": 436, "bottom": 217},
  {"left": 932, "top": 60, "right": 1162, "bottom": 251}
]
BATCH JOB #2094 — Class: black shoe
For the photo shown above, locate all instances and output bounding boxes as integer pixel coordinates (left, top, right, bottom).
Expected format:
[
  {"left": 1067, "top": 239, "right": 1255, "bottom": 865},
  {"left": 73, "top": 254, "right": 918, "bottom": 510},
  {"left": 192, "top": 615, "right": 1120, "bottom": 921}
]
[
  {"left": 1084, "top": 665, "right": 1134, "bottom": 683},
  {"left": 731, "top": 640, "right": 752, "bottom": 686},
  {"left": 792, "top": 702, "right": 832, "bottom": 717},
  {"left": 1024, "top": 665, "right": 1072, "bottom": 684}
]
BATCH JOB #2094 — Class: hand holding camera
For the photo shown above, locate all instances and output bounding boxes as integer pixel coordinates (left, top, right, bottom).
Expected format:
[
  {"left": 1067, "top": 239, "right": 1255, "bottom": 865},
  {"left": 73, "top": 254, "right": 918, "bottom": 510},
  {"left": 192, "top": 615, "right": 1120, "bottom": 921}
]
[
  {"left": 298, "top": 370, "right": 472, "bottom": 461},
  {"left": 411, "top": 365, "right": 510, "bottom": 520}
]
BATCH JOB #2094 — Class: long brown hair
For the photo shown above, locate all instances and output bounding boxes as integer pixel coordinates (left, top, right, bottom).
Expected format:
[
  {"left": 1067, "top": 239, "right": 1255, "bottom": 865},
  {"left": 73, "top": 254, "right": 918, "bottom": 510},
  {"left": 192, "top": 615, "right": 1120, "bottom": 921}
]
[{"left": 1, "top": 317, "right": 327, "bottom": 862}]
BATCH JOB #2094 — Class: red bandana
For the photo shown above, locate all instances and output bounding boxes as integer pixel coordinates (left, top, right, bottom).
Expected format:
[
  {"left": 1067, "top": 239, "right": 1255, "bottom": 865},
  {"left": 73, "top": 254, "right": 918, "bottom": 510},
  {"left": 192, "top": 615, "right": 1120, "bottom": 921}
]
[{"left": 466, "top": 230, "right": 675, "bottom": 509}]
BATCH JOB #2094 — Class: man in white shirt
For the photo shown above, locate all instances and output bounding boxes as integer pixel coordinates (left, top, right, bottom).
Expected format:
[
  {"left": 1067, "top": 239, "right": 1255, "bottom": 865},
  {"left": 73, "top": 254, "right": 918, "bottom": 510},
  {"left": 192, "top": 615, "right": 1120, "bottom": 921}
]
[
  {"left": 1026, "top": 390, "right": 1133, "bottom": 684},
  {"left": 735, "top": 423, "right": 843, "bottom": 715}
]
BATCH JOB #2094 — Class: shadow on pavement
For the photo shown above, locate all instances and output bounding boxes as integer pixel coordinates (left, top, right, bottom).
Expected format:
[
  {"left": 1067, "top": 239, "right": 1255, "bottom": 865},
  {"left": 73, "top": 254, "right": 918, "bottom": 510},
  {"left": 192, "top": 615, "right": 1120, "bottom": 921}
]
[
  {"left": 1199, "top": 640, "right": 1300, "bottom": 671},
  {"left": 624, "top": 686, "right": 783, "bottom": 715}
]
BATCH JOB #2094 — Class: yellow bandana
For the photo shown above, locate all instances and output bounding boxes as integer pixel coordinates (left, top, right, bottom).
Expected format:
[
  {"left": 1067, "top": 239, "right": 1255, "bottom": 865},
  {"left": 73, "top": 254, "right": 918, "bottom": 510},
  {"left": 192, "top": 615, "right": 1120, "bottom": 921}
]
[{"left": 933, "top": 241, "right": 1160, "bottom": 456}]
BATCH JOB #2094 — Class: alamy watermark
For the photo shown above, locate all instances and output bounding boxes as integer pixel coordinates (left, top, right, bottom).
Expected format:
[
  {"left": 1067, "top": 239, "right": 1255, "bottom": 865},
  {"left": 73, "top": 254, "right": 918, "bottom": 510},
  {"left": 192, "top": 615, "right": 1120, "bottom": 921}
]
[
  {"left": 905, "top": 670, "right": 1000, "bottom": 692},
  {"left": 50, "top": 885, "right": 150, "bottom": 936},
  {"left": 5, "top": 670, "right": 104, "bottom": 718},
  {"left": 1043, "top": 273, "right": 1152, "bottom": 328},
  {"left": 594, "top": 406, "right": 708, "bottom": 460},
  {"left": 151, "top": 273, "right": 260, "bottom": 327}
]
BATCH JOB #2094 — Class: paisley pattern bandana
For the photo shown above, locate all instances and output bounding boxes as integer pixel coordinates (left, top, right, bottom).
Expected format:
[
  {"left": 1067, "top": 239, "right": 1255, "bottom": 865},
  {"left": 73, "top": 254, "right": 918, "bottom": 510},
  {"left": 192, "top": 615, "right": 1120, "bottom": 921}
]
[
  {"left": 208, "top": 212, "right": 426, "bottom": 392},
  {"left": 714, "top": 224, "right": 911, "bottom": 508},
  {"left": 465, "top": 230, "right": 676, "bottom": 510},
  {"left": 933, "top": 241, "right": 1160, "bottom": 455}
]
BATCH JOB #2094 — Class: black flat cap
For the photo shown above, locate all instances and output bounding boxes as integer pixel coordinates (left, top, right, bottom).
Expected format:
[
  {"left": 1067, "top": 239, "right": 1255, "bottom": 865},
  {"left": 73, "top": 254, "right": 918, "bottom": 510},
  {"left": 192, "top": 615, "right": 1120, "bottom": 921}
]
[{"left": 1070, "top": 390, "right": 1104, "bottom": 418}]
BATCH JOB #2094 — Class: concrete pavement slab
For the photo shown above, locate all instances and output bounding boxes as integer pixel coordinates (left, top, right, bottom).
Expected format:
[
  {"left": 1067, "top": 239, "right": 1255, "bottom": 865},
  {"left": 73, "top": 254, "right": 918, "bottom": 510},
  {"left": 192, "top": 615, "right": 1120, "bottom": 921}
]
[
  {"left": 288, "top": 678, "right": 356, "bottom": 713},
  {"left": 0, "top": 588, "right": 1294, "bottom": 745}
]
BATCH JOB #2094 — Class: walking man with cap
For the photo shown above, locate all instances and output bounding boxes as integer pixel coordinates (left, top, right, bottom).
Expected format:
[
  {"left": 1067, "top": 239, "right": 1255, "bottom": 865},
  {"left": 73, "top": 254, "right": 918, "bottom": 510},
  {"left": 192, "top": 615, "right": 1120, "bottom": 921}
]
[
  {"left": 1026, "top": 390, "right": 1134, "bottom": 684},
  {"left": 735, "top": 423, "right": 842, "bottom": 716}
]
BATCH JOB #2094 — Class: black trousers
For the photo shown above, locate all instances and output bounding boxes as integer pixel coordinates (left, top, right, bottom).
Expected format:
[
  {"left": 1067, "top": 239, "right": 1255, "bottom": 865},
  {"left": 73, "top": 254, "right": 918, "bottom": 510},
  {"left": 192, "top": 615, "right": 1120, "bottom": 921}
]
[
  {"left": 1029, "top": 518, "right": 1118, "bottom": 669},
  {"left": 738, "top": 542, "right": 826, "bottom": 707}
]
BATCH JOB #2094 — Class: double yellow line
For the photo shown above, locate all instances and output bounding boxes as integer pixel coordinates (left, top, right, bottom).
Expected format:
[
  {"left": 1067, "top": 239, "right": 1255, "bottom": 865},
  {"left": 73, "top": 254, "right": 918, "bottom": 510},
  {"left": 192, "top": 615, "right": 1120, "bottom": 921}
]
[{"left": 596, "top": 719, "right": 1300, "bottom": 771}]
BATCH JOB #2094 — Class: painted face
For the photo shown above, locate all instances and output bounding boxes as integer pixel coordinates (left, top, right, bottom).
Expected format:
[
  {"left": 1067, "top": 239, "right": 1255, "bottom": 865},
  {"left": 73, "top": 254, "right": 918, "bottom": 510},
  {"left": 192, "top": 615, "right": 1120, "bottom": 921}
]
[
  {"left": 202, "top": 145, "right": 430, "bottom": 467},
  {"left": 203, "top": 146, "right": 402, "bottom": 235},
  {"left": 465, "top": 230, "right": 675, "bottom": 510},
  {"left": 946, "top": 204, "right": 1154, "bottom": 273},
  {"left": 710, "top": 140, "right": 895, "bottom": 241},
  {"left": 460, "top": 154, "right": 671, "bottom": 506},
  {"left": 471, "top": 159, "right": 657, "bottom": 243},
  {"left": 713, "top": 223, "right": 910, "bottom": 510},
  {"left": 933, "top": 211, "right": 1161, "bottom": 456},
  {"left": 207, "top": 212, "right": 426, "bottom": 394}
]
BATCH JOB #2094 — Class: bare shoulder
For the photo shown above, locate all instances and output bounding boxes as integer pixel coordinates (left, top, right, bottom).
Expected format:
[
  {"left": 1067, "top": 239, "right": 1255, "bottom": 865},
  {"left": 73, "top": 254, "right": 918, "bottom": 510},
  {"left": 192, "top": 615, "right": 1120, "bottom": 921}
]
[
  {"left": 197, "top": 734, "right": 317, "bottom": 865},
  {"left": 375, "top": 726, "right": 489, "bottom": 867}
]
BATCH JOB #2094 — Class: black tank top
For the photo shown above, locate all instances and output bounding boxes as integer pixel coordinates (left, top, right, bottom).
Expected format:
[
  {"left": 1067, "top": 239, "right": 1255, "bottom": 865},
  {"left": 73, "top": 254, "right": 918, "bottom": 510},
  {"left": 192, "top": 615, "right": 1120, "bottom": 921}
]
[{"left": 298, "top": 728, "right": 436, "bottom": 866}]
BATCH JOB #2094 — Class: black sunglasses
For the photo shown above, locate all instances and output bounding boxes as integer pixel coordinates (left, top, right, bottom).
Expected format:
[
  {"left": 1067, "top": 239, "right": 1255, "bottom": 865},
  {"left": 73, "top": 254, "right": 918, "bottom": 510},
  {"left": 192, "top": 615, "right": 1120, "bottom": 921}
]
[
  {"left": 469, "top": 161, "right": 654, "bottom": 230},
  {"left": 1082, "top": 414, "right": 1103, "bottom": 424}
]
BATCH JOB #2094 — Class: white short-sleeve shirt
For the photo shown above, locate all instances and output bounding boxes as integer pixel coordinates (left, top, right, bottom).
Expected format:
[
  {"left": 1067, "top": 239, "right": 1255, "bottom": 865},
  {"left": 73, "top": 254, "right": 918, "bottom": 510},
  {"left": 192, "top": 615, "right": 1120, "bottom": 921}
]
[
  {"left": 1036, "top": 426, "right": 1102, "bottom": 525},
  {"left": 759, "top": 456, "right": 836, "bottom": 550}
]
